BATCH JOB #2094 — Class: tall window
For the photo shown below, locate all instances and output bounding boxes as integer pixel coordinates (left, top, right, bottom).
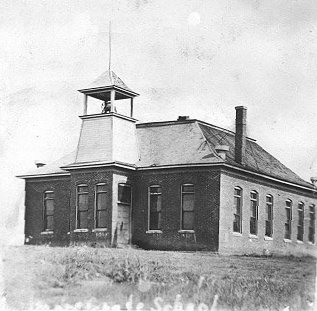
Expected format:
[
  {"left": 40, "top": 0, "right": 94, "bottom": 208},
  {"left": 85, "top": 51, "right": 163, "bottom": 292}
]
[
  {"left": 250, "top": 191, "right": 258, "bottom": 235},
  {"left": 149, "top": 186, "right": 162, "bottom": 230},
  {"left": 297, "top": 202, "right": 304, "bottom": 241},
  {"left": 309, "top": 204, "right": 315, "bottom": 243},
  {"left": 181, "top": 184, "right": 195, "bottom": 230},
  {"left": 95, "top": 184, "right": 107, "bottom": 228},
  {"left": 285, "top": 200, "right": 292, "bottom": 239},
  {"left": 77, "top": 185, "right": 88, "bottom": 229},
  {"left": 43, "top": 191, "right": 54, "bottom": 231},
  {"left": 233, "top": 187, "right": 242, "bottom": 233},
  {"left": 265, "top": 195, "right": 273, "bottom": 237},
  {"left": 118, "top": 184, "right": 131, "bottom": 205}
]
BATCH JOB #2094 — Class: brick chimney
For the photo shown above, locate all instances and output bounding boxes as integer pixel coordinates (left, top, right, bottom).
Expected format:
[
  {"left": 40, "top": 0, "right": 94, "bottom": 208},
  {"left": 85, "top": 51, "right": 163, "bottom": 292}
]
[{"left": 235, "top": 106, "right": 247, "bottom": 165}]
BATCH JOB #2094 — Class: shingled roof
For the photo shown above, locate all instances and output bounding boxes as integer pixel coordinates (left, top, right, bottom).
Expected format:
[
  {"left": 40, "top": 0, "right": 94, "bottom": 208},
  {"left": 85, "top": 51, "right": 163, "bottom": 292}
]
[
  {"left": 136, "top": 119, "right": 313, "bottom": 188},
  {"left": 198, "top": 122, "right": 313, "bottom": 188}
]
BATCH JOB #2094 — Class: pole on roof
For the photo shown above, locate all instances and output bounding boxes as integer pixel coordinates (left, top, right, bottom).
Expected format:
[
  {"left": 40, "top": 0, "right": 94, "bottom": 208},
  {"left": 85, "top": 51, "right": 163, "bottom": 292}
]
[{"left": 108, "top": 20, "right": 112, "bottom": 73}]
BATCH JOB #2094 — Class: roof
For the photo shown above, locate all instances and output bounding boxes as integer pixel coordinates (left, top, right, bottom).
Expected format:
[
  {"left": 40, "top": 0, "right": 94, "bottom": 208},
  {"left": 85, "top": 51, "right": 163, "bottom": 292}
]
[
  {"left": 197, "top": 122, "right": 313, "bottom": 188},
  {"left": 78, "top": 71, "right": 139, "bottom": 101},
  {"left": 136, "top": 120, "right": 312, "bottom": 188},
  {"left": 18, "top": 118, "right": 313, "bottom": 189},
  {"left": 17, "top": 152, "right": 75, "bottom": 178},
  {"left": 136, "top": 120, "right": 222, "bottom": 167},
  {"left": 82, "top": 71, "right": 132, "bottom": 92}
]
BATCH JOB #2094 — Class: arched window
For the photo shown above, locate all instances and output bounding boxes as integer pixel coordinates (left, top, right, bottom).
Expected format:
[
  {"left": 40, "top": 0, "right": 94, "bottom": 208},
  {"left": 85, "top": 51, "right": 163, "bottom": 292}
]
[
  {"left": 297, "top": 202, "right": 304, "bottom": 241},
  {"left": 233, "top": 187, "right": 242, "bottom": 233},
  {"left": 77, "top": 184, "right": 88, "bottom": 229},
  {"left": 148, "top": 186, "right": 162, "bottom": 230},
  {"left": 250, "top": 191, "right": 258, "bottom": 235},
  {"left": 95, "top": 184, "right": 107, "bottom": 228},
  {"left": 43, "top": 191, "right": 54, "bottom": 231},
  {"left": 181, "top": 184, "right": 195, "bottom": 230},
  {"left": 265, "top": 195, "right": 273, "bottom": 237},
  {"left": 285, "top": 199, "right": 292, "bottom": 240}
]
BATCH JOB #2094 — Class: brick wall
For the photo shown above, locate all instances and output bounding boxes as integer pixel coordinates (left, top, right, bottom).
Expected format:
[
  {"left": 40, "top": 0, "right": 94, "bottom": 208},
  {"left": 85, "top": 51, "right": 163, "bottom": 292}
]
[
  {"left": 68, "top": 167, "right": 133, "bottom": 246},
  {"left": 24, "top": 165, "right": 317, "bottom": 256},
  {"left": 24, "top": 177, "right": 71, "bottom": 245},
  {"left": 132, "top": 167, "right": 221, "bottom": 251},
  {"left": 219, "top": 169, "right": 317, "bottom": 256}
]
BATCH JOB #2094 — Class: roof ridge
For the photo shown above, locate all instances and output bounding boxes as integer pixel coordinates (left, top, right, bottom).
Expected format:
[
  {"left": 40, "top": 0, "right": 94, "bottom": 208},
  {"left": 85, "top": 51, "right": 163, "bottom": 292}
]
[
  {"left": 109, "top": 70, "right": 114, "bottom": 85},
  {"left": 195, "top": 121, "right": 223, "bottom": 162},
  {"left": 197, "top": 120, "right": 256, "bottom": 142}
]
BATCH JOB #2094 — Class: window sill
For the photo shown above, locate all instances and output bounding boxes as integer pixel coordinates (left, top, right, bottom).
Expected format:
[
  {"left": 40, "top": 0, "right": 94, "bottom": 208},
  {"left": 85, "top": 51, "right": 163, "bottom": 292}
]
[
  {"left": 264, "top": 236, "right": 273, "bottom": 241},
  {"left": 74, "top": 229, "right": 89, "bottom": 233},
  {"left": 146, "top": 230, "right": 162, "bottom": 234},
  {"left": 297, "top": 240, "right": 304, "bottom": 244},
  {"left": 178, "top": 230, "right": 195, "bottom": 234},
  {"left": 232, "top": 232, "right": 242, "bottom": 237},
  {"left": 249, "top": 234, "right": 258, "bottom": 239},
  {"left": 40, "top": 231, "right": 54, "bottom": 235},
  {"left": 283, "top": 238, "right": 292, "bottom": 243},
  {"left": 92, "top": 228, "right": 108, "bottom": 232},
  {"left": 308, "top": 241, "right": 315, "bottom": 245}
]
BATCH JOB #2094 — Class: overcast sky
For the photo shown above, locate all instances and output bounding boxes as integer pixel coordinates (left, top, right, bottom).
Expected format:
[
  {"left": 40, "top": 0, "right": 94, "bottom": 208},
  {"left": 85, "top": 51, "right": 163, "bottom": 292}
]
[{"left": 2, "top": 0, "right": 317, "bottom": 244}]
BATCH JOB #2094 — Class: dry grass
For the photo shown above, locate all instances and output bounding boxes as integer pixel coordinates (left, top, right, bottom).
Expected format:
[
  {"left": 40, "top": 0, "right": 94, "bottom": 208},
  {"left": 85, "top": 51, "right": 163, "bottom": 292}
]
[{"left": 2, "top": 245, "right": 316, "bottom": 310}]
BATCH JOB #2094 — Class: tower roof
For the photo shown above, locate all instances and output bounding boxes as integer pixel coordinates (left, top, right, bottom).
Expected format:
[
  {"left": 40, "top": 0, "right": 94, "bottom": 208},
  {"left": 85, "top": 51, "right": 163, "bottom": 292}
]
[
  {"left": 89, "top": 71, "right": 132, "bottom": 91},
  {"left": 78, "top": 70, "right": 139, "bottom": 101}
]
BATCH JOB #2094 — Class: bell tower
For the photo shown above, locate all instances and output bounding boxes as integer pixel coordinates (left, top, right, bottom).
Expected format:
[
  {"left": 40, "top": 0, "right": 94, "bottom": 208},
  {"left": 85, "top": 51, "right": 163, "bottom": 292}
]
[
  {"left": 79, "top": 70, "right": 139, "bottom": 118},
  {"left": 64, "top": 71, "right": 140, "bottom": 169}
]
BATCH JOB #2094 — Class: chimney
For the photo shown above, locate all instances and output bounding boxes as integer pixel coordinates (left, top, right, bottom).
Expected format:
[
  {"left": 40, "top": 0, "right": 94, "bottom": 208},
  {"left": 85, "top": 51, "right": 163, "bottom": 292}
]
[
  {"left": 235, "top": 106, "right": 247, "bottom": 165},
  {"left": 177, "top": 116, "right": 189, "bottom": 121}
]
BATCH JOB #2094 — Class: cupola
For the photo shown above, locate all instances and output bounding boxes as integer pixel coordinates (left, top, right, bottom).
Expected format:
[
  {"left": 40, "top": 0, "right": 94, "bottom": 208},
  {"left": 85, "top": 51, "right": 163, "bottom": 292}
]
[
  {"left": 62, "top": 70, "right": 140, "bottom": 170},
  {"left": 78, "top": 70, "right": 139, "bottom": 118}
]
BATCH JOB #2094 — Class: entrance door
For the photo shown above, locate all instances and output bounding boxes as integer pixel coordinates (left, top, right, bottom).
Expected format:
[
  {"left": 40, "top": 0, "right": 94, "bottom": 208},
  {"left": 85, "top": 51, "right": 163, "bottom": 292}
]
[
  {"left": 116, "top": 183, "right": 132, "bottom": 247},
  {"left": 116, "top": 204, "right": 131, "bottom": 246}
]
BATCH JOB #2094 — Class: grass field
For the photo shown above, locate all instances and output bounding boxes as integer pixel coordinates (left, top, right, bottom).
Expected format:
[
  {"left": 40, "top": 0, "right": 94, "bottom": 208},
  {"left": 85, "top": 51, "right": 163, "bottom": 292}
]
[{"left": 2, "top": 246, "right": 316, "bottom": 310}]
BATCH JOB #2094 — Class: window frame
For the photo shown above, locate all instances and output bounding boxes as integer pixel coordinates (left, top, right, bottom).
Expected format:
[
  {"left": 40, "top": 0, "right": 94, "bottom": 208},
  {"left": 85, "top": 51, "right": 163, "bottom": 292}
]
[
  {"left": 265, "top": 195, "right": 273, "bottom": 238},
  {"left": 250, "top": 190, "right": 258, "bottom": 236},
  {"left": 43, "top": 190, "right": 54, "bottom": 232},
  {"left": 94, "top": 183, "right": 107, "bottom": 229},
  {"left": 118, "top": 183, "right": 132, "bottom": 205},
  {"left": 233, "top": 187, "right": 243, "bottom": 234},
  {"left": 76, "top": 184, "right": 89, "bottom": 230},
  {"left": 285, "top": 199, "right": 292, "bottom": 240},
  {"left": 297, "top": 202, "right": 304, "bottom": 242},
  {"left": 309, "top": 204, "right": 315, "bottom": 244},
  {"left": 148, "top": 185, "right": 162, "bottom": 231},
  {"left": 180, "top": 184, "right": 195, "bottom": 231}
]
